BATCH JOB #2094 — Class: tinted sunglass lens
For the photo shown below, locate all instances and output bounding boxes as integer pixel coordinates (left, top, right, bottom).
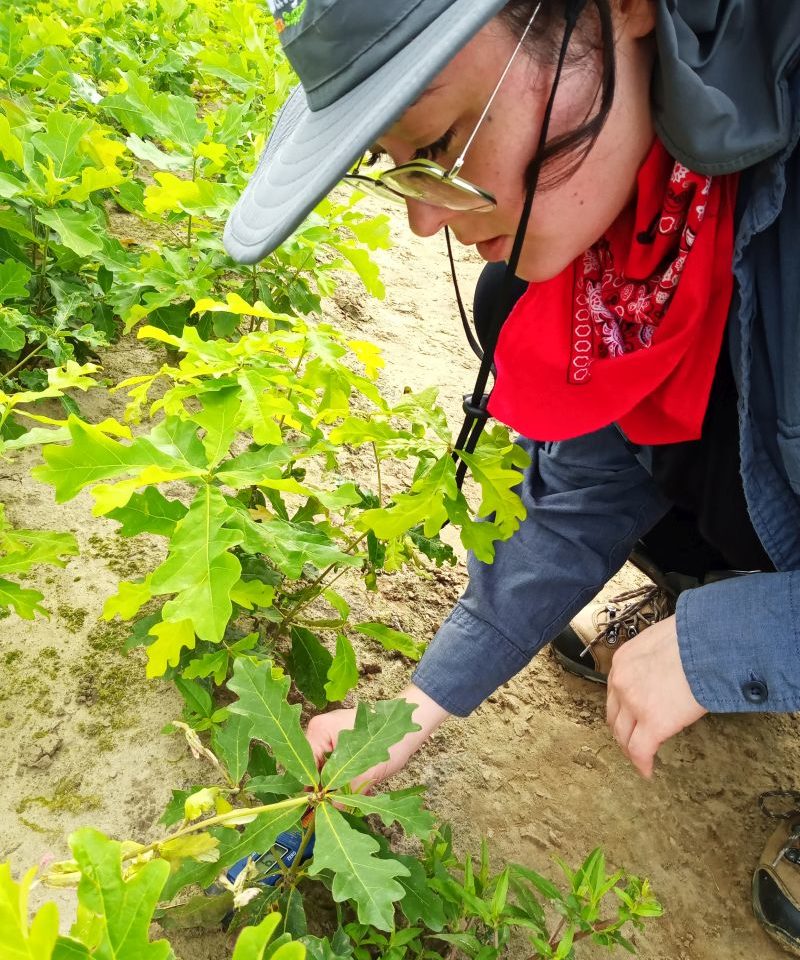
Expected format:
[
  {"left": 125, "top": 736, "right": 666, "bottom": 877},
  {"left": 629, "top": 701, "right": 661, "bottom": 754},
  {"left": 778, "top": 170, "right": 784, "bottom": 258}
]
[
  {"left": 342, "top": 174, "right": 405, "bottom": 204},
  {"left": 382, "top": 169, "right": 494, "bottom": 212}
]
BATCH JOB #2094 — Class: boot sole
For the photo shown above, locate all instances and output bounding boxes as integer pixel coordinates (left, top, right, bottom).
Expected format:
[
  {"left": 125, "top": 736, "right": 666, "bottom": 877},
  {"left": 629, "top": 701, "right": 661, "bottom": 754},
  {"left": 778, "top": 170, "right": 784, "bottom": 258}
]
[
  {"left": 551, "top": 630, "right": 608, "bottom": 686},
  {"left": 752, "top": 873, "right": 800, "bottom": 958}
]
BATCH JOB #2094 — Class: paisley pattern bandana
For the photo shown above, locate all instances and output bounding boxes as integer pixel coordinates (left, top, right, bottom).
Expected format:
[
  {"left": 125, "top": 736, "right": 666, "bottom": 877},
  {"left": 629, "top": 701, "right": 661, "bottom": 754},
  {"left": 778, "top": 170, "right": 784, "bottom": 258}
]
[{"left": 488, "top": 139, "right": 740, "bottom": 445}]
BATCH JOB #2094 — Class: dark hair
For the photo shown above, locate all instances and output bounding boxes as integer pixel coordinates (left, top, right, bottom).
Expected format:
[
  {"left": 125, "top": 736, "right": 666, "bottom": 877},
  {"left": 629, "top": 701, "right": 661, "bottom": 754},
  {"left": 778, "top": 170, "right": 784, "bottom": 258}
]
[{"left": 499, "top": 0, "right": 616, "bottom": 188}]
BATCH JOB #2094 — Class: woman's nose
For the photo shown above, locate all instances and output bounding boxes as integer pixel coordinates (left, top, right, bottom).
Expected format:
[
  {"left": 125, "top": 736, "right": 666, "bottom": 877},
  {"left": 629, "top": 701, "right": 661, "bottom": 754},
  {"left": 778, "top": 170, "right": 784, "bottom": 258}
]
[{"left": 405, "top": 199, "right": 453, "bottom": 238}]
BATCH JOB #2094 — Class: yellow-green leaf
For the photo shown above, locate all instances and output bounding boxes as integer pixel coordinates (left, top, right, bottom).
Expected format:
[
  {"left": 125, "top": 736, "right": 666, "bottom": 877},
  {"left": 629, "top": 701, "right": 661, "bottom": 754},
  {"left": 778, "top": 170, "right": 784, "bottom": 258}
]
[{"left": 145, "top": 618, "right": 196, "bottom": 679}]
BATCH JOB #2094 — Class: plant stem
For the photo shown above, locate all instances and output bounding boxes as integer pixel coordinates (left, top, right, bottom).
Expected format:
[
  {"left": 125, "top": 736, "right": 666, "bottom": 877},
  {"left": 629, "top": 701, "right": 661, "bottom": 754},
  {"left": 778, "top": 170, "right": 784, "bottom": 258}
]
[
  {"left": 372, "top": 441, "right": 383, "bottom": 507},
  {"left": 45, "top": 795, "right": 310, "bottom": 886},
  {"left": 277, "top": 339, "right": 308, "bottom": 434},
  {"left": 571, "top": 917, "right": 620, "bottom": 944},
  {"left": 187, "top": 157, "right": 197, "bottom": 246},
  {"left": 35, "top": 234, "right": 50, "bottom": 317},
  {"left": 0, "top": 341, "right": 47, "bottom": 386},
  {"left": 249, "top": 264, "right": 260, "bottom": 333},
  {"left": 287, "top": 810, "right": 316, "bottom": 885},
  {"left": 548, "top": 918, "right": 567, "bottom": 949},
  {"left": 543, "top": 916, "right": 619, "bottom": 954},
  {"left": 275, "top": 531, "right": 368, "bottom": 631}
]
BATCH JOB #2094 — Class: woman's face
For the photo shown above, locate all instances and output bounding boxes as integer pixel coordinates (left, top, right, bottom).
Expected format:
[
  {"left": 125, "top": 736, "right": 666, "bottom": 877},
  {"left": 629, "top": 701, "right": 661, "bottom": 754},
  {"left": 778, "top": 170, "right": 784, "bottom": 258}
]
[{"left": 376, "top": 3, "right": 657, "bottom": 282}]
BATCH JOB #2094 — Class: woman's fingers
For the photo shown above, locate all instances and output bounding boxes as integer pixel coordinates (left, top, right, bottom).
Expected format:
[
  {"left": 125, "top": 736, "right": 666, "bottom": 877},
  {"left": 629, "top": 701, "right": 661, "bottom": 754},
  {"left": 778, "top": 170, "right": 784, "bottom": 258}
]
[
  {"left": 605, "top": 682, "right": 620, "bottom": 730},
  {"left": 612, "top": 708, "right": 636, "bottom": 756},
  {"left": 626, "top": 724, "right": 657, "bottom": 778}
]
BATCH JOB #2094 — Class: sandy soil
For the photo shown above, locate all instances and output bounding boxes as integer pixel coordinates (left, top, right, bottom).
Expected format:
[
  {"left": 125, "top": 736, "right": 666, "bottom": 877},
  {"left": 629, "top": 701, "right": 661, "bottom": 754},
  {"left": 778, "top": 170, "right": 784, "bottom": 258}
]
[{"left": 1, "top": 205, "right": 798, "bottom": 960}]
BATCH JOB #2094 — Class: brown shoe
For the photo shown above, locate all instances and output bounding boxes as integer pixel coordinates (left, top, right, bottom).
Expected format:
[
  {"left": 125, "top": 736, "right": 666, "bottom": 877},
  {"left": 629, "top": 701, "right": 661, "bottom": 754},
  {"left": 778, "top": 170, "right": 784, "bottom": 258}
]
[
  {"left": 752, "top": 791, "right": 800, "bottom": 956},
  {"left": 551, "top": 555, "right": 676, "bottom": 684}
]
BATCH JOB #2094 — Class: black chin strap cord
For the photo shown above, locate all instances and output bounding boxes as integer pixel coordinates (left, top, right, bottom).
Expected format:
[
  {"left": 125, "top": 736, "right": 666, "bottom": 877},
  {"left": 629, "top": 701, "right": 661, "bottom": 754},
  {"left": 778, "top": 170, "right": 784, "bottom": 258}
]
[{"left": 451, "top": 2, "right": 587, "bottom": 490}]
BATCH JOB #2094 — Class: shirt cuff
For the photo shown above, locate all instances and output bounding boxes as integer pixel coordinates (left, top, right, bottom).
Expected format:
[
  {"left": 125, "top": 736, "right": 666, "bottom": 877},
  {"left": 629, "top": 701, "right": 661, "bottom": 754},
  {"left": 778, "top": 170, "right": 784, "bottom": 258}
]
[{"left": 676, "top": 572, "right": 800, "bottom": 713}]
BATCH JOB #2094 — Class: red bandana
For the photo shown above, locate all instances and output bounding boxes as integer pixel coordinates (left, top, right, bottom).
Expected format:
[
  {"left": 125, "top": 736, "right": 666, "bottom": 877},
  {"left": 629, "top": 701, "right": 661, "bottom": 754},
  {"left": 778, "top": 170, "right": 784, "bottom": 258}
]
[{"left": 488, "top": 140, "right": 739, "bottom": 444}]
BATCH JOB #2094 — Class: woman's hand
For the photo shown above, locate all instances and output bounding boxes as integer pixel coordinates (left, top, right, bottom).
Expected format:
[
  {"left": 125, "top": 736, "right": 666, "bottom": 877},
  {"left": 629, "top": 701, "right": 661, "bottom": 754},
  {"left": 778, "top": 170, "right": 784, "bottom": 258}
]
[
  {"left": 305, "top": 683, "right": 450, "bottom": 789},
  {"left": 606, "top": 614, "right": 708, "bottom": 777}
]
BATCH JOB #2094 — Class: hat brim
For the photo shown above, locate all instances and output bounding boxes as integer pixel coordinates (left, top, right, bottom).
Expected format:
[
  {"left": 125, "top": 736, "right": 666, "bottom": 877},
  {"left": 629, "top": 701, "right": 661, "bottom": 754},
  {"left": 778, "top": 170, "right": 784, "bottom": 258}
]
[{"left": 224, "top": 0, "right": 509, "bottom": 264}]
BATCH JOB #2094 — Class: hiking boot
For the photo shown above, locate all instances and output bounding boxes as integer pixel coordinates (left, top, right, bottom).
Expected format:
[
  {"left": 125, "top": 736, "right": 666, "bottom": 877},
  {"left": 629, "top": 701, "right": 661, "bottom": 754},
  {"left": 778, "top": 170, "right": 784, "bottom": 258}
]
[
  {"left": 550, "top": 549, "right": 677, "bottom": 684},
  {"left": 752, "top": 791, "right": 800, "bottom": 956}
]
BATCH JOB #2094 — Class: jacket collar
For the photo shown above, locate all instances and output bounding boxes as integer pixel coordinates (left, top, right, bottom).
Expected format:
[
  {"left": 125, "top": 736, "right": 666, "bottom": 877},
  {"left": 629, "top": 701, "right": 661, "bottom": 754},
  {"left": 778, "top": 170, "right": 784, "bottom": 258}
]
[{"left": 653, "top": 0, "right": 800, "bottom": 174}]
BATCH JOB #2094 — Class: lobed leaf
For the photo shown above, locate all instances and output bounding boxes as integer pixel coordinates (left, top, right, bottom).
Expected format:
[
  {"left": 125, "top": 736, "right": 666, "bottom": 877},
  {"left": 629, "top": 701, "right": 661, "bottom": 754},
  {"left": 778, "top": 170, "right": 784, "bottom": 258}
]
[
  {"left": 228, "top": 659, "right": 319, "bottom": 787},
  {"left": 321, "top": 700, "right": 419, "bottom": 791},
  {"left": 150, "top": 486, "right": 243, "bottom": 644},
  {"left": 67, "top": 828, "right": 173, "bottom": 960},
  {"left": 331, "top": 787, "right": 434, "bottom": 841},
  {"left": 0, "top": 862, "right": 60, "bottom": 959},
  {"left": 309, "top": 804, "right": 409, "bottom": 932}
]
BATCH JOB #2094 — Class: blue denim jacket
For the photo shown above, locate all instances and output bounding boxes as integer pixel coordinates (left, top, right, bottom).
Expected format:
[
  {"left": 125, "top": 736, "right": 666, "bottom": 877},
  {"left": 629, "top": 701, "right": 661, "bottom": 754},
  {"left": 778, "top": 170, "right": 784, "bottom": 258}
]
[{"left": 413, "top": 5, "right": 800, "bottom": 717}]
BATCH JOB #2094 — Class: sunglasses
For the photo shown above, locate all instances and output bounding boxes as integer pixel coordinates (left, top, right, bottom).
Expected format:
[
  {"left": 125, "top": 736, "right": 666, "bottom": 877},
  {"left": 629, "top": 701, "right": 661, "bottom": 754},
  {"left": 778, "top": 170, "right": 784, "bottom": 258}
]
[{"left": 341, "top": 3, "right": 542, "bottom": 213}]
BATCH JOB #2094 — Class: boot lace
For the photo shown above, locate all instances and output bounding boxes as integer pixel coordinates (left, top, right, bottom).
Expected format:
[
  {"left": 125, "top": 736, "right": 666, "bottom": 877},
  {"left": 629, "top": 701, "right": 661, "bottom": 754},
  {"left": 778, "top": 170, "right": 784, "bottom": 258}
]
[{"left": 580, "top": 583, "right": 674, "bottom": 659}]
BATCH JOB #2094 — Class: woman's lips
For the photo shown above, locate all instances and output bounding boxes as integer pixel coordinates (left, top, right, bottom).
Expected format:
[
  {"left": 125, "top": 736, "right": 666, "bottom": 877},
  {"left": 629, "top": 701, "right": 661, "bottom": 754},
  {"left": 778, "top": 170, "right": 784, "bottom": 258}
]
[{"left": 475, "top": 235, "right": 510, "bottom": 261}]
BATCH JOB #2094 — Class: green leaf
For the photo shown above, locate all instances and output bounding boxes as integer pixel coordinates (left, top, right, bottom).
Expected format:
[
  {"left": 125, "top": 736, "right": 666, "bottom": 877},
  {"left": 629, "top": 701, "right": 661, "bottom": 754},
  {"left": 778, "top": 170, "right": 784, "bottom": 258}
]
[
  {"left": 230, "top": 514, "right": 362, "bottom": 581},
  {"left": 0, "top": 259, "right": 31, "bottom": 303},
  {"left": 32, "top": 417, "right": 177, "bottom": 502},
  {"left": 353, "top": 623, "right": 425, "bottom": 662},
  {"left": 0, "top": 114, "right": 24, "bottom": 168},
  {"left": 147, "top": 418, "right": 208, "bottom": 470},
  {"left": 288, "top": 627, "right": 333, "bottom": 710},
  {"left": 358, "top": 456, "right": 456, "bottom": 540},
  {"left": 0, "top": 862, "right": 60, "bottom": 958},
  {"left": 107, "top": 488, "right": 188, "bottom": 537},
  {"left": 0, "top": 171, "right": 25, "bottom": 200},
  {"left": 145, "top": 619, "right": 196, "bottom": 678},
  {"left": 182, "top": 648, "right": 229, "bottom": 684},
  {"left": 395, "top": 855, "right": 445, "bottom": 932},
  {"left": 31, "top": 113, "right": 93, "bottom": 179},
  {"left": 52, "top": 938, "right": 91, "bottom": 959},
  {"left": 215, "top": 445, "right": 296, "bottom": 488},
  {"left": 509, "top": 864, "right": 562, "bottom": 903},
  {"left": 156, "top": 892, "right": 234, "bottom": 931},
  {"left": 150, "top": 486, "right": 243, "bottom": 643},
  {"left": 332, "top": 788, "right": 434, "bottom": 840},
  {"left": 228, "top": 658, "right": 319, "bottom": 787},
  {"left": 321, "top": 700, "right": 419, "bottom": 791},
  {"left": 299, "top": 935, "right": 352, "bottom": 960},
  {"left": 309, "top": 804, "right": 409, "bottom": 931},
  {"left": 126, "top": 134, "right": 193, "bottom": 172},
  {"left": 0, "top": 306, "right": 26, "bottom": 353},
  {"left": 457, "top": 444, "right": 527, "bottom": 536},
  {"left": 324, "top": 634, "right": 358, "bottom": 703},
  {"left": 195, "top": 386, "right": 241, "bottom": 469},
  {"left": 231, "top": 914, "right": 283, "bottom": 960},
  {"left": 36, "top": 208, "right": 104, "bottom": 258},
  {"left": 68, "top": 828, "right": 173, "bottom": 959},
  {"left": 174, "top": 676, "right": 213, "bottom": 720},
  {"left": 160, "top": 803, "right": 303, "bottom": 900},
  {"left": 553, "top": 926, "right": 575, "bottom": 960},
  {"left": 278, "top": 888, "right": 308, "bottom": 939},
  {"left": 430, "top": 933, "right": 483, "bottom": 956},
  {"left": 0, "top": 524, "right": 79, "bottom": 579},
  {"left": 102, "top": 73, "right": 207, "bottom": 152},
  {"left": 212, "top": 713, "right": 253, "bottom": 786},
  {"left": 102, "top": 578, "right": 153, "bottom": 622},
  {"left": 0, "top": 579, "right": 47, "bottom": 619}
]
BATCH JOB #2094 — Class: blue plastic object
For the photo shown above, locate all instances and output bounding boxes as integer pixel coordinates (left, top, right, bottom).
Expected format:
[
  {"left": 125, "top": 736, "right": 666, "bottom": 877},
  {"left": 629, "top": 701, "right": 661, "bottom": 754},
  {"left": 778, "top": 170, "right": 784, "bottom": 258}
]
[{"left": 225, "top": 828, "right": 316, "bottom": 887}]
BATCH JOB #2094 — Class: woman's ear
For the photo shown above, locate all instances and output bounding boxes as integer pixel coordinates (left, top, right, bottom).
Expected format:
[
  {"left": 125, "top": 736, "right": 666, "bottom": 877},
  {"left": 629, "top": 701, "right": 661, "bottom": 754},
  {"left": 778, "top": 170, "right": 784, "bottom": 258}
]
[{"left": 617, "top": 0, "right": 657, "bottom": 39}]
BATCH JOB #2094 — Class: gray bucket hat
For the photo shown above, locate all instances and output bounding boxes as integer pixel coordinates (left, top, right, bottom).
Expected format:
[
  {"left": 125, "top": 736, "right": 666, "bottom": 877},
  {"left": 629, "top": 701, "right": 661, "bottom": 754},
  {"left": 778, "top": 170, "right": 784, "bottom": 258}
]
[{"left": 223, "top": 0, "right": 509, "bottom": 264}]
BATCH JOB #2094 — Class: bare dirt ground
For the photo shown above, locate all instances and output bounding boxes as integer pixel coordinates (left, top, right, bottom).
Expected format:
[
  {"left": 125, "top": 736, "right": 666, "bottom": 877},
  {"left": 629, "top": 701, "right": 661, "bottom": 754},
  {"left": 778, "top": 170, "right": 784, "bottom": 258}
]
[{"left": 1, "top": 206, "right": 798, "bottom": 960}]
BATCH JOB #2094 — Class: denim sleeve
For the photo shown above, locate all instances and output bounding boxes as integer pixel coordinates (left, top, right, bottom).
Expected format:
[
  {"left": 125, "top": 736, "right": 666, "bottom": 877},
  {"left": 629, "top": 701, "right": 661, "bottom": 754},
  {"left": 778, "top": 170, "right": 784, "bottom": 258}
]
[
  {"left": 411, "top": 426, "right": 671, "bottom": 716},
  {"left": 676, "top": 572, "right": 800, "bottom": 713}
]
